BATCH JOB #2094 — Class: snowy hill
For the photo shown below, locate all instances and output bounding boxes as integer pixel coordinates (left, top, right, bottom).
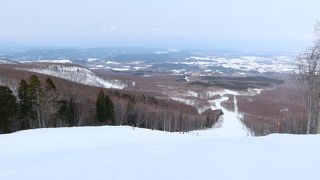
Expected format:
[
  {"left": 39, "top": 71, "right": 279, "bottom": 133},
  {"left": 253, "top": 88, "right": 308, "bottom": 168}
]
[
  {"left": 0, "top": 59, "right": 17, "bottom": 64},
  {"left": 16, "top": 64, "right": 128, "bottom": 89},
  {"left": 0, "top": 126, "right": 319, "bottom": 180}
]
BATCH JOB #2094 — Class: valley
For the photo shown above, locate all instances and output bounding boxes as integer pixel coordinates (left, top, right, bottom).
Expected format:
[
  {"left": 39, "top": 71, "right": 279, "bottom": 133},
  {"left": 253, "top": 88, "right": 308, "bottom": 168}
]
[{"left": 0, "top": 48, "right": 304, "bottom": 135}]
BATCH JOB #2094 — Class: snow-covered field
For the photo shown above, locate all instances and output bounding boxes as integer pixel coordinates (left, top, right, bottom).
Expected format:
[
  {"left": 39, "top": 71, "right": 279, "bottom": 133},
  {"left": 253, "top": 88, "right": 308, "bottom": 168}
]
[
  {"left": 0, "top": 126, "right": 319, "bottom": 180},
  {"left": 19, "top": 59, "right": 72, "bottom": 64},
  {"left": 182, "top": 55, "right": 296, "bottom": 73}
]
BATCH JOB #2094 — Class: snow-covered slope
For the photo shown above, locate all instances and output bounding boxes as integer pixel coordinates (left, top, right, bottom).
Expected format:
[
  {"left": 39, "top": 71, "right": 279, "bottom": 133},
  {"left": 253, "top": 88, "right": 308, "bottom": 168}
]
[
  {"left": 170, "top": 89, "right": 253, "bottom": 136},
  {"left": 19, "top": 59, "right": 72, "bottom": 64},
  {"left": 17, "top": 65, "right": 128, "bottom": 89},
  {"left": 0, "top": 59, "right": 16, "bottom": 64},
  {"left": 202, "top": 95, "right": 251, "bottom": 137},
  {"left": 0, "top": 126, "right": 319, "bottom": 180}
]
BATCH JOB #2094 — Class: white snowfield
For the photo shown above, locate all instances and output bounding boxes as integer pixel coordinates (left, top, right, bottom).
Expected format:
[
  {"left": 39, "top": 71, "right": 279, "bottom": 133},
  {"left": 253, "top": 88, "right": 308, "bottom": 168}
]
[
  {"left": 183, "top": 55, "right": 296, "bottom": 73},
  {"left": 0, "top": 126, "right": 319, "bottom": 180}
]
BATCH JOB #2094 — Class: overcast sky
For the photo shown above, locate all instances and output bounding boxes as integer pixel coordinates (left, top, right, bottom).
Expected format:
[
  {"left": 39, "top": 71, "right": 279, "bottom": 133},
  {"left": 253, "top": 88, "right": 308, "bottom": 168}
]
[{"left": 1, "top": 0, "right": 320, "bottom": 51}]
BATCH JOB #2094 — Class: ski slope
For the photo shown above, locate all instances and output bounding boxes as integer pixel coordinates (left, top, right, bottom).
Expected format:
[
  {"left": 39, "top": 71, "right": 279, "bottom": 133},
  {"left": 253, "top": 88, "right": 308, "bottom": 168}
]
[
  {"left": 0, "top": 126, "right": 319, "bottom": 180},
  {"left": 203, "top": 95, "right": 251, "bottom": 137},
  {"left": 196, "top": 90, "right": 251, "bottom": 137}
]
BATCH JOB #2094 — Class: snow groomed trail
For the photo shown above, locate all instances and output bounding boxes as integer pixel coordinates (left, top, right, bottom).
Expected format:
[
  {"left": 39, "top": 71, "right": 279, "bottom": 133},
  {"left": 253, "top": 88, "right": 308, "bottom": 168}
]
[
  {"left": 197, "top": 91, "right": 251, "bottom": 137},
  {"left": 212, "top": 95, "right": 251, "bottom": 136}
]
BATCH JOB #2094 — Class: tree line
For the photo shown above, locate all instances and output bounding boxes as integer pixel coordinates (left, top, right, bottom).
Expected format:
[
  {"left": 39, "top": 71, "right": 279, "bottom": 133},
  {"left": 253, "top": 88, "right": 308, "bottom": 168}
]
[
  {"left": 1, "top": 74, "right": 219, "bottom": 134},
  {"left": 0, "top": 75, "right": 115, "bottom": 133}
]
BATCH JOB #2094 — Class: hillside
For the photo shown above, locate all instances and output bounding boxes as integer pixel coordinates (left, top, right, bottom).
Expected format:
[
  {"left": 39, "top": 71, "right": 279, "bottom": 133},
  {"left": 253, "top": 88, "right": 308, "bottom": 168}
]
[{"left": 0, "top": 126, "right": 318, "bottom": 180}]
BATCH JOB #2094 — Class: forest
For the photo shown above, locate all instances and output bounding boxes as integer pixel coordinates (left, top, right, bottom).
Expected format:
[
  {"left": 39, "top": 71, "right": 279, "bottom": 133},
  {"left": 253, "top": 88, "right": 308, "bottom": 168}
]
[{"left": 0, "top": 74, "right": 221, "bottom": 134}]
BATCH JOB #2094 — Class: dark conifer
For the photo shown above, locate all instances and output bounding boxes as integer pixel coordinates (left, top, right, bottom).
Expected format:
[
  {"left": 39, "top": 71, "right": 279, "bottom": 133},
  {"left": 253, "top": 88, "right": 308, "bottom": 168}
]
[
  {"left": 28, "top": 75, "right": 43, "bottom": 128},
  {"left": 0, "top": 86, "right": 18, "bottom": 133},
  {"left": 106, "top": 95, "right": 115, "bottom": 125},
  {"left": 96, "top": 89, "right": 108, "bottom": 123},
  {"left": 17, "top": 79, "right": 32, "bottom": 129}
]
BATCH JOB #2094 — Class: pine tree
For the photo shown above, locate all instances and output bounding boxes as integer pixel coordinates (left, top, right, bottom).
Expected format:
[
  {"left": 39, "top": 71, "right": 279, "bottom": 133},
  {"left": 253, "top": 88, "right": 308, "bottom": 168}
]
[
  {"left": 28, "top": 75, "right": 43, "bottom": 128},
  {"left": 95, "top": 89, "right": 116, "bottom": 125},
  {"left": 58, "top": 98, "right": 77, "bottom": 126},
  {"left": 106, "top": 95, "right": 115, "bottom": 125},
  {"left": 17, "top": 79, "right": 32, "bottom": 129},
  {"left": 45, "top": 78, "right": 56, "bottom": 90},
  {"left": 0, "top": 86, "right": 18, "bottom": 133},
  {"left": 96, "top": 89, "right": 108, "bottom": 123},
  {"left": 68, "top": 98, "right": 77, "bottom": 126}
]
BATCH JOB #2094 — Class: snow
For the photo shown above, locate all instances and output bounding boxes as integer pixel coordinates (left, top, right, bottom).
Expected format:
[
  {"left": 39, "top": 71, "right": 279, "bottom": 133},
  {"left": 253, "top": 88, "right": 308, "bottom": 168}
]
[
  {"left": 87, "top": 58, "right": 99, "bottom": 62},
  {"left": 170, "top": 88, "right": 260, "bottom": 135},
  {"left": 204, "top": 95, "right": 251, "bottom": 137},
  {"left": 186, "top": 90, "right": 198, "bottom": 97},
  {"left": 186, "top": 56, "right": 211, "bottom": 60},
  {"left": 16, "top": 65, "right": 128, "bottom": 89},
  {"left": 0, "top": 60, "right": 6, "bottom": 64},
  {"left": 170, "top": 89, "right": 239, "bottom": 114},
  {"left": 107, "top": 67, "right": 130, "bottom": 71},
  {"left": 106, "top": 61, "right": 121, "bottom": 65},
  {"left": 171, "top": 97, "right": 198, "bottom": 109},
  {"left": 245, "top": 88, "right": 263, "bottom": 95},
  {"left": 19, "top": 59, "right": 72, "bottom": 64},
  {"left": 154, "top": 49, "right": 180, "bottom": 54},
  {"left": 95, "top": 65, "right": 104, "bottom": 68},
  {"left": 0, "top": 59, "right": 15, "bottom": 64},
  {"left": 192, "top": 89, "right": 251, "bottom": 137},
  {"left": 174, "top": 55, "right": 296, "bottom": 74},
  {"left": 0, "top": 126, "right": 319, "bottom": 180}
]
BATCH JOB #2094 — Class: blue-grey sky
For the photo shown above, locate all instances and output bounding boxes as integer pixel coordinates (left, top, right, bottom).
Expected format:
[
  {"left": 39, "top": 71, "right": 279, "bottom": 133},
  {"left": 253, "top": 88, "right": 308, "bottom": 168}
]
[{"left": 1, "top": 0, "right": 320, "bottom": 51}]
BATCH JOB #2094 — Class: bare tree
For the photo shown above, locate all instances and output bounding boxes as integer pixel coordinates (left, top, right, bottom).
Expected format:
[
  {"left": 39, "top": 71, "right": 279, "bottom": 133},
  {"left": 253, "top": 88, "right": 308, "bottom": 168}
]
[{"left": 297, "top": 22, "right": 320, "bottom": 134}]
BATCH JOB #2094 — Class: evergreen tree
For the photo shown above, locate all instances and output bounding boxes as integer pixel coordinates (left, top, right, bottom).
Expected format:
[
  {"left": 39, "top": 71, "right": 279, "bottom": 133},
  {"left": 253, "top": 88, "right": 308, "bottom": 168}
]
[
  {"left": 0, "top": 86, "right": 18, "bottom": 133},
  {"left": 68, "top": 98, "right": 77, "bottom": 126},
  {"left": 45, "top": 78, "right": 56, "bottom": 90},
  {"left": 58, "top": 98, "right": 77, "bottom": 126},
  {"left": 17, "top": 79, "right": 32, "bottom": 129},
  {"left": 106, "top": 95, "right": 115, "bottom": 125},
  {"left": 28, "top": 75, "right": 43, "bottom": 128},
  {"left": 96, "top": 89, "right": 108, "bottom": 123}
]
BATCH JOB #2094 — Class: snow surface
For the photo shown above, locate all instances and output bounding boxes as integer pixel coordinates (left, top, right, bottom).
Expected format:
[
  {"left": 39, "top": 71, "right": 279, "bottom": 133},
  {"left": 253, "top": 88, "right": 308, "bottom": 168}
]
[
  {"left": 0, "top": 59, "right": 16, "bottom": 64},
  {"left": 204, "top": 95, "right": 251, "bottom": 137},
  {"left": 0, "top": 60, "right": 8, "bottom": 64},
  {"left": 154, "top": 49, "right": 180, "bottom": 54},
  {"left": 175, "top": 55, "right": 296, "bottom": 74},
  {"left": 16, "top": 65, "right": 128, "bottom": 89},
  {"left": 87, "top": 58, "right": 99, "bottom": 62},
  {"left": 170, "top": 88, "right": 259, "bottom": 135},
  {"left": 0, "top": 126, "right": 319, "bottom": 180},
  {"left": 19, "top": 59, "right": 72, "bottom": 64}
]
